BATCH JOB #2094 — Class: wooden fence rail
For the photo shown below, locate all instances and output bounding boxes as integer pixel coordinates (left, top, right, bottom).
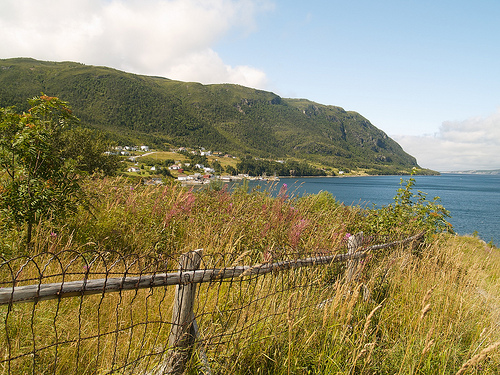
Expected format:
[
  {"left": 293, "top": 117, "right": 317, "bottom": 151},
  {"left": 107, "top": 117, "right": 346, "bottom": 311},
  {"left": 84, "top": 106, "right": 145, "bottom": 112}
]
[
  {"left": 0, "top": 232, "right": 424, "bottom": 306},
  {"left": 0, "top": 231, "right": 425, "bottom": 374}
]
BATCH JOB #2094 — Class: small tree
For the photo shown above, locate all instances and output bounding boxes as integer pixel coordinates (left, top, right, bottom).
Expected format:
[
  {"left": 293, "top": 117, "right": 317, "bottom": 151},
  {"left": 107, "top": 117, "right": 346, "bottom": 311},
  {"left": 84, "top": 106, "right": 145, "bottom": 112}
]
[
  {"left": 0, "top": 95, "right": 86, "bottom": 244},
  {"left": 225, "top": 165, "right": 237, "bottom": 176},
  {"left": 61, "top": 126, "right": 120, "bottom": 175},
  {"left": 360, "top": 168, "right": 453, "bottom": 237}
]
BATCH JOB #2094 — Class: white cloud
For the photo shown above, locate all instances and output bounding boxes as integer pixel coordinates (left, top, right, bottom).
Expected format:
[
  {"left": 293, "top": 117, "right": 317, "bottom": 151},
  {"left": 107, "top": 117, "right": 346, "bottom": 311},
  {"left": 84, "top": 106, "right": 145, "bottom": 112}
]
[
  {"left": 0, "top": 0, "right": 271, "bottom": 88},
  {"left": 163, "top": 48, "right": 267, "bottom": 86},
  {"left": 393, "top": 109, "right": 500, "bottom": 171}
]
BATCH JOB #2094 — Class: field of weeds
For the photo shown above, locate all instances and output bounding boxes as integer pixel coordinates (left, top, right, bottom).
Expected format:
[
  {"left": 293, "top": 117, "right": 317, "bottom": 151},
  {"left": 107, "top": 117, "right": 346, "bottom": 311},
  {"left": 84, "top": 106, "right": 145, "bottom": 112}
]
[{"left": 1, "top": 177, "right": 499, "bottom": 374}]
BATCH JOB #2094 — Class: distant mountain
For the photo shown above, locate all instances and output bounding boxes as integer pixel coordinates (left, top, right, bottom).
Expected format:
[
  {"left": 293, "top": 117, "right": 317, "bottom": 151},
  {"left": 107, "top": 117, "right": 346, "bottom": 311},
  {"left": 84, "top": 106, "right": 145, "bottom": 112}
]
[
  {"left": 444, "top": 169, "right": 500, "bottom": 175},
  {"left": 0, "top": 58, "right": 432, "bottom": 175}
]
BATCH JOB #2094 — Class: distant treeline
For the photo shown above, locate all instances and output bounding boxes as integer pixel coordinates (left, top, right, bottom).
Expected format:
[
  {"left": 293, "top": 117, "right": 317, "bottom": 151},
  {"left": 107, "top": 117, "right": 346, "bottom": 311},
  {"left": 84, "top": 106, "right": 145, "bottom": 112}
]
[{"left": 235, "top": 158, "right": 326, "bottom": 177}]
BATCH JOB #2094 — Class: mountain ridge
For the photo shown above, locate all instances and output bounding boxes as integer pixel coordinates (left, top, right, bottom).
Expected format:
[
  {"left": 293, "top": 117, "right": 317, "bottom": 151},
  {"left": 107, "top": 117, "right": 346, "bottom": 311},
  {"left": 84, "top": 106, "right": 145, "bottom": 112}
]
[{"left": 0, "top": 58, "right": 434, "bottom": 175}]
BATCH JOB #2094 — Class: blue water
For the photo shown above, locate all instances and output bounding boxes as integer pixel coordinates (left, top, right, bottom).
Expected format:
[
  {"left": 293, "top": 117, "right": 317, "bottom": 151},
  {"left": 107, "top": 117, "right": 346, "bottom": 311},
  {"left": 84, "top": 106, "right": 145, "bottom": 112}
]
[{"left": 240, "top": 174, "right": 500, "bottom": 246}]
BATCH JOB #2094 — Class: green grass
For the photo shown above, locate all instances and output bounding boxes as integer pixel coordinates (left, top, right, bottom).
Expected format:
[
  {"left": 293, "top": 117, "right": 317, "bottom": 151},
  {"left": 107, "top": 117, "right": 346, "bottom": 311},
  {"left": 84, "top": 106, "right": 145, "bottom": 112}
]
[{"left": 1, "top": 177, "right": 499, "bottom": 374}]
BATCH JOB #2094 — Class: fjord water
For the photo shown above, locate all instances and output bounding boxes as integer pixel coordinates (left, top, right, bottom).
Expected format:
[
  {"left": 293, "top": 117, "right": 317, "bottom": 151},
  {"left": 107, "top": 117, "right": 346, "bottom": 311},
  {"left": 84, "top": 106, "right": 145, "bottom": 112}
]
[{"left": 247, "top": 174, "right": 500, "bottom": 246}]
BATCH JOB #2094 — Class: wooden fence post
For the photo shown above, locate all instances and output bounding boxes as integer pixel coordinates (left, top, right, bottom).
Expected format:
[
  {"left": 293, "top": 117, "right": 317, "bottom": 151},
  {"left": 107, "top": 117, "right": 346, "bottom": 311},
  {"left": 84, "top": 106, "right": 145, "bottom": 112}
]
[
  {"left": 346, "top": 232, "right": 363, "bottom": 282},
  {"left": 152, "top": 249, "right": 202, "bottom": 375}
]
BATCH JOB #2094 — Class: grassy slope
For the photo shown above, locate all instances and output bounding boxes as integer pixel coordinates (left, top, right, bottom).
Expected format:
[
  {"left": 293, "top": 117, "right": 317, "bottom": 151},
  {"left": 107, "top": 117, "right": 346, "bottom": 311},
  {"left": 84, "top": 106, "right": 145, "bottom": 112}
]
[
  {"left": 0, "top": 58, "right": 428, "bottom": 174},
  {"left": 1, "top": 178, "right": 499, "bottom": 373}
]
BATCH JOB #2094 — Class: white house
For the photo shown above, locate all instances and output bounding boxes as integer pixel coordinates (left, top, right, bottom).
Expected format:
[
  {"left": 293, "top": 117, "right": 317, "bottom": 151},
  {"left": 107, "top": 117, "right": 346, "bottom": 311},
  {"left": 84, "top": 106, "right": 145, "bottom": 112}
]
[
  {"left": 140, "top": 145, "right": 149, "bottom": 151},
  {"left": 127, "top": 167, "right": 141, "bottom": 173}
]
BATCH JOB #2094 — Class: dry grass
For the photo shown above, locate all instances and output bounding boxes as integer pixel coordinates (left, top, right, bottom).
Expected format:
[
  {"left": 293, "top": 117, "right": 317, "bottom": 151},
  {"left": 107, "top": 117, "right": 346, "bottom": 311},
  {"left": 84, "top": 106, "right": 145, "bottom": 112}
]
[{"left": 1, "top": 178, "right": 500, "bottom": 374}]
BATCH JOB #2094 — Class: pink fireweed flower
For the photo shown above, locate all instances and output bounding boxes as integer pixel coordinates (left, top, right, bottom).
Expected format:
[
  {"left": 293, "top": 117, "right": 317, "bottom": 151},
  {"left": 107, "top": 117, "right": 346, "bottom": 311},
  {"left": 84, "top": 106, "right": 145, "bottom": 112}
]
[
  {"left": 163, "top": 192, "right": 196, "bottom": 226},
  {"left": 289, "top": 218, "right": 309, "bottom": 248},
  {"left": 278, "top": 183, "right": 288, "bottom": 199}
]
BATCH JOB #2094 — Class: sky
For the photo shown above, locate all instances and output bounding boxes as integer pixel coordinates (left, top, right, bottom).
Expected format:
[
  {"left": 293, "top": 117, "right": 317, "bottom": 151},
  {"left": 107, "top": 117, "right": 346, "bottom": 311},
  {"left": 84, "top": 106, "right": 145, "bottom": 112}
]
[{"left": 1, "top": 0, "right": 499, "bottom": 172}]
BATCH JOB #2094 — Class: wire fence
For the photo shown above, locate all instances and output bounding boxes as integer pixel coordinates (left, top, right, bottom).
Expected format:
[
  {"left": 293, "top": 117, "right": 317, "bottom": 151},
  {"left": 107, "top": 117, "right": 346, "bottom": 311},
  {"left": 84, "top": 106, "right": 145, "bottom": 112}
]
[{"left": 0, "top": 232, "right": 424, "bottom": 374}]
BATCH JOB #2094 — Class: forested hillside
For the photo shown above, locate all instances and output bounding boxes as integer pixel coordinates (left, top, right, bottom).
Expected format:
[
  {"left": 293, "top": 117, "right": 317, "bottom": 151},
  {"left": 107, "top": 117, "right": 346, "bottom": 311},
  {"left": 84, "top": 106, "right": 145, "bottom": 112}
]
[{"left": 0, "top": 58, "right": 428, "bottom": 174}]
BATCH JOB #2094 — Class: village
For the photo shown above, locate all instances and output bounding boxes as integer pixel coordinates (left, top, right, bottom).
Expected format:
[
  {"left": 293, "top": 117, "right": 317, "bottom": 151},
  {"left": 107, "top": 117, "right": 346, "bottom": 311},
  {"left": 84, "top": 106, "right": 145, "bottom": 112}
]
[{"left": 114, "top": 145, "right": 280, "bottom": 185}]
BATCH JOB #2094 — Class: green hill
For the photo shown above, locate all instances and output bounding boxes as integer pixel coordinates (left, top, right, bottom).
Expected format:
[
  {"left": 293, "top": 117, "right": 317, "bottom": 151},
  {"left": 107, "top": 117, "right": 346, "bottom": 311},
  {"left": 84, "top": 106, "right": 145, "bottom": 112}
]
[{"left": 0, "top": 57, "right": 430, "bottom": 174}]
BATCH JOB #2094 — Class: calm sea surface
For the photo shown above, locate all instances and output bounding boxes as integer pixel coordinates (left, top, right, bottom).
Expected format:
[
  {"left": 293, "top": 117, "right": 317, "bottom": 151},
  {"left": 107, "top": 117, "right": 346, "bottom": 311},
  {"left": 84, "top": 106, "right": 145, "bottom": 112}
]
[{"left": 237, "top": 174, "right": 500, "bottom": 246}]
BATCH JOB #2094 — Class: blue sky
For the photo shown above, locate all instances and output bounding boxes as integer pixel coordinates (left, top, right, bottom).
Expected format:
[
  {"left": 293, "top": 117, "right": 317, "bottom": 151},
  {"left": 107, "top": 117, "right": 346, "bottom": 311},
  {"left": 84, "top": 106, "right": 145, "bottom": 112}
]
[
  {"left": 1, "top": 0, "right": 499, "bottom": 171},
  {"left": 225, "top": 1, "right": 498, "bottom": 134}
]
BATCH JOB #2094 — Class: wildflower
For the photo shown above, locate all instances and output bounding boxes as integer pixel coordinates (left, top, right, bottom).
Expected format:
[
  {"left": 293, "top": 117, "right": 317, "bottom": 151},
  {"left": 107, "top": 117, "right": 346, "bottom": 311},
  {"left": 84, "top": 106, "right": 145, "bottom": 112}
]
[
  {"left": 278, "top": 183, "right": 288, "bottom": 199},
  {"left": 184, "top": 193, "right": 196, "bottom": 209},
  {"left": 289, "top": 218, "right": 309, "bottom": 247},
  {"left": 50, "top": 232, "right": 57, "bottom": 237}
]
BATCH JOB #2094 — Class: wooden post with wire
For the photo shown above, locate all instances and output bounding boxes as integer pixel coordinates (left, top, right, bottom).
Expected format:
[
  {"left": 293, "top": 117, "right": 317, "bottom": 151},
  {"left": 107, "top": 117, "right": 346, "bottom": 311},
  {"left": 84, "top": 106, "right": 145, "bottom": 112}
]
[
  {"left": 151, "top": 249, "right": 204, "bottom": 375},
  {"left": 346, "top": 232, "right": 364, "bottom": 282}
]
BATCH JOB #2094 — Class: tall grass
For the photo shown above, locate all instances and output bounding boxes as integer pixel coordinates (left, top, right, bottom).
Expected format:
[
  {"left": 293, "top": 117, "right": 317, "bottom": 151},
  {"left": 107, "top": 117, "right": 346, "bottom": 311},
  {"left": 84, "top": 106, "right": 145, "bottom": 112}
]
[
  {"left": 47, "top": 178, "right": 357, "bottom": 258},
  {"left": 210, "top": 235, "right": 500, "bottom": 374},
  {"left": 1, "top": 177, "right": 499, "bottom": 374}
]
